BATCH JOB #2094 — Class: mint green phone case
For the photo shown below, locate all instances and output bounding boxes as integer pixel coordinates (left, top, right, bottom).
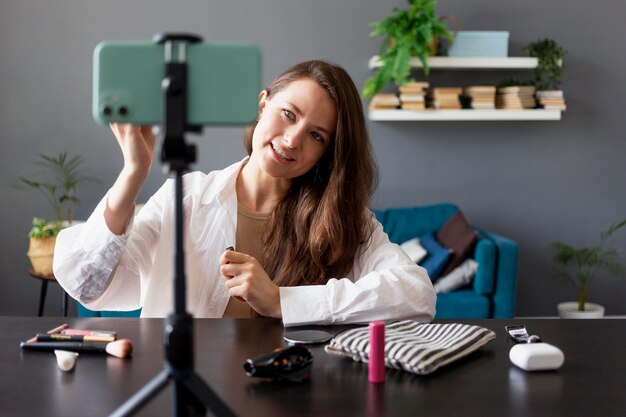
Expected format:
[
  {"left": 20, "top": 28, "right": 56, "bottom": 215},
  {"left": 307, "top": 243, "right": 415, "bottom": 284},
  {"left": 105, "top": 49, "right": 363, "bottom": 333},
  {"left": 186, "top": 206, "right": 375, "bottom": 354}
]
[{"left": 93, "top": 41, "right": 261, "bottom": 126}]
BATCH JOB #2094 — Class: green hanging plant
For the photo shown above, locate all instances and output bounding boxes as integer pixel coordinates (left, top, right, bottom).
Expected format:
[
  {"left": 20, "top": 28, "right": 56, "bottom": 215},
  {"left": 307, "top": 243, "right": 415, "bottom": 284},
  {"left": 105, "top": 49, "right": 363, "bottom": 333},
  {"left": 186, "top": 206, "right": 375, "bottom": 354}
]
[
  {"left": 363, "top": 0, "right": 454, "bottom": 98},
  {"left": 524, "top": 38, "right": 566, "bottom": 91}
]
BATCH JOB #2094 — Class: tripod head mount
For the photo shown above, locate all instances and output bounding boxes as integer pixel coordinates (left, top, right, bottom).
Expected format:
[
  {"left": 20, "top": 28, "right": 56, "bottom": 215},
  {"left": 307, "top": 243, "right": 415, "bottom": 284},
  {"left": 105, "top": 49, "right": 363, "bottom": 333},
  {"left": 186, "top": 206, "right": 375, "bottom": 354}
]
[{"left": 155, "top": 33, "right": 203, "bottom": 173}]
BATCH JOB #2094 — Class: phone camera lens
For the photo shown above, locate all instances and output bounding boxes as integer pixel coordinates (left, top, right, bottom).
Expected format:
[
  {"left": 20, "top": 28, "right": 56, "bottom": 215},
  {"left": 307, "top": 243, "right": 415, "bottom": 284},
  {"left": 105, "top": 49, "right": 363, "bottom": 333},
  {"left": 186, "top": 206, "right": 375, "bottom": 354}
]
[
  {"left": 118, "top": 106, "right": 128, "bottom": 116},
  {"left": 103, "top": 106, "right": 112, "bottom": 116}
]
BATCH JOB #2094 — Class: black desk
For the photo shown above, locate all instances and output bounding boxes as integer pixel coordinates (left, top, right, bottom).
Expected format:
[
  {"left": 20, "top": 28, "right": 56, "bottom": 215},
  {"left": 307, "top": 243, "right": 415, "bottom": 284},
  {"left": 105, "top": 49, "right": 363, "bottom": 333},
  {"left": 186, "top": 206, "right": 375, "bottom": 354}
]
[{"left": 1, "top": 317, "right": 624, "bottom": 417}]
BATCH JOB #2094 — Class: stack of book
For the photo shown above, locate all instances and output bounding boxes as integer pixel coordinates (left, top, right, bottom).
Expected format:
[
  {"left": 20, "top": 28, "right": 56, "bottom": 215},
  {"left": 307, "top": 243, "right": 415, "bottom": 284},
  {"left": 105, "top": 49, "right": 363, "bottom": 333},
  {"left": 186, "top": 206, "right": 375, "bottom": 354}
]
[
  {"left": 427, "top": 87, "right": 462, "bottom": 110},
  {"left": 496, "top": 85, "right": 537, "bottom": 110},
  {"left": 536, "top": 90, "right": 566, "bottom": 111},
  {"left": 369, "top": 93, "right": 400, "bottom": 110},
  {"left": 399, "top": 82, "right": 429, "bottom": 111},
  {"left": 463, "top": 86, "right": 496, "bottom": 109}
]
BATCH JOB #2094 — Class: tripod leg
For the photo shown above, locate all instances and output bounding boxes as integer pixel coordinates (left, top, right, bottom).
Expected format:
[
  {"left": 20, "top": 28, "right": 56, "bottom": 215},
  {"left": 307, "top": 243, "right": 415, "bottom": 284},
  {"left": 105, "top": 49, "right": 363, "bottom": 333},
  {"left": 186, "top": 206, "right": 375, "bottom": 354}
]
[
  {"left": 109, "top": 369, "right": 170, "bottom": 417},
  {"left": 179, "top": 372, "right": 238, "bottom": 417},
  {"left": 173, "top": 377, "right": 205, "bottom": 417}
]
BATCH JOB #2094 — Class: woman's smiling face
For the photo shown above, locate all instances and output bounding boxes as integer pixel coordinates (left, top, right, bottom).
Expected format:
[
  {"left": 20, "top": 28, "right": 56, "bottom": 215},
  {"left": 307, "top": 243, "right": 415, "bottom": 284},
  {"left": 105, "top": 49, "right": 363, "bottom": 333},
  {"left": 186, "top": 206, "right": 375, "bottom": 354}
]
[{"left": 249, "top": 77, "right": 337, "bottom": 180}]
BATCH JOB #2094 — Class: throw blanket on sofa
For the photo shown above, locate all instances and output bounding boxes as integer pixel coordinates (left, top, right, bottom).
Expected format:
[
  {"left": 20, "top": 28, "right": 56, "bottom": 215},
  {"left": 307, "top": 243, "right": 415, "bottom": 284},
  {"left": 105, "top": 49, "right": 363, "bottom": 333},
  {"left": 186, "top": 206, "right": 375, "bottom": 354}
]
[{"left": 324, "top": 320, "right": 495, "bottom": 375}]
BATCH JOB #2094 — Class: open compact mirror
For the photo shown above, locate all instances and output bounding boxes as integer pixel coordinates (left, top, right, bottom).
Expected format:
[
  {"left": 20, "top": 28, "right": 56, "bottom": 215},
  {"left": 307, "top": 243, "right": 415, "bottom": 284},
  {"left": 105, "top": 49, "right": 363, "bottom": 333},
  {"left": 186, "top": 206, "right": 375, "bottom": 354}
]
[{"left": 283, "top": 330, "right": 333, "bottom": 345}]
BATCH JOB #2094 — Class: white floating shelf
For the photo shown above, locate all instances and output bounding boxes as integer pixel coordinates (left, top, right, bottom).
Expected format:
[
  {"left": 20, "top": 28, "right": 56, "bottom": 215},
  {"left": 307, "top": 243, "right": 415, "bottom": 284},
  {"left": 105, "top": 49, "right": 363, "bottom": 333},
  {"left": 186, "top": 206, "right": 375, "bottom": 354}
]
[
  {"left": 368, "top": 109, "right": 562, "bottom": 121},
  {"left": 368, "top": 56, "right": 541, "bottom": 70}
]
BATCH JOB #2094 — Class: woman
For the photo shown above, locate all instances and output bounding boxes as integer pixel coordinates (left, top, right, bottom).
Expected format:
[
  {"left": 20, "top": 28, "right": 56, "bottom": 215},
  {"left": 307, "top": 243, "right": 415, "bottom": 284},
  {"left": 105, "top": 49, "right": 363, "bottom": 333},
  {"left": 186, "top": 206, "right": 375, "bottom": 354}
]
[{"left": 54, "top": 60, "right": 435, "bottom": 326}]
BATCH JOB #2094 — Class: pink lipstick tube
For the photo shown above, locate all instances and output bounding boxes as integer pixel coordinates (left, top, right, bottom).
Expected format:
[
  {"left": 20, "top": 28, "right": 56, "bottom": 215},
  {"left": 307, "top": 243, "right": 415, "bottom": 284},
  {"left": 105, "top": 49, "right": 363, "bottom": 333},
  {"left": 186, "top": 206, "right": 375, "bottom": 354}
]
[{"left": 368, "top": 321, "right": 386, "bottom": 383}]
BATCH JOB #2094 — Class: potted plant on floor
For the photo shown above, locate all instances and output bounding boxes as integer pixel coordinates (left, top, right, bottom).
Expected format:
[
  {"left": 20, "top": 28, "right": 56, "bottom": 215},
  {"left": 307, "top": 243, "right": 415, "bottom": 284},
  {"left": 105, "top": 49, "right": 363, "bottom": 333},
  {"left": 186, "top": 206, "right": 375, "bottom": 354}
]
[
  {"left": 363, "top": 0, "right": 454, "bottom": 98},
  {"left": 551, "top": 219, "right": 626, "bottom": 318},
  {"left": 16, "top": 151, "right": 100, "bottom": 276}
]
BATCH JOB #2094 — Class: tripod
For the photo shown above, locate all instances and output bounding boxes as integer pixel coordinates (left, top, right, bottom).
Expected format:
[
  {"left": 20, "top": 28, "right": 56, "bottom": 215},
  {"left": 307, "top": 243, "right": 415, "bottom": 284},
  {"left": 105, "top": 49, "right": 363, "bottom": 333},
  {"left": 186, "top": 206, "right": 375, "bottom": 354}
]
[{"left": 109, "top": 33, "right": 237, "bottom": 417}]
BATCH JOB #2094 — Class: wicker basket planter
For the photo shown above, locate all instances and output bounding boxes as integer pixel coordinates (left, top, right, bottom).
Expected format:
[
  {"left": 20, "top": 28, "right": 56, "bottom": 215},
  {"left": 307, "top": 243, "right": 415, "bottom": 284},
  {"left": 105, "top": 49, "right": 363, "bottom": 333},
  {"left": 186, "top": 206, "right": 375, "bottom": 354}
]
[{"left": 27, "top": 236, "right": 56, "bottom": 276}]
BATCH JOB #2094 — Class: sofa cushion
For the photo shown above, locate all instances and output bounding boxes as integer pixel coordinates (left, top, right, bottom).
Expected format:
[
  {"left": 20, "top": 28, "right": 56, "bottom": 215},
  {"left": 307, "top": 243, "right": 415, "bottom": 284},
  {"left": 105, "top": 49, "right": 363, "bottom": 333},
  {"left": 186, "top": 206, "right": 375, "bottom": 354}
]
[
  {"left": 399, "top": 238, "right": 428, "bottom": 263},
  {"left": 434, "top": 259, "right": 479, "bottom": 294},
  {"left": 418, "top": 233, "right": 451, "bottom": 281},
  {"left": 437, "top": 211, "right": 478, "bottom": 276}
]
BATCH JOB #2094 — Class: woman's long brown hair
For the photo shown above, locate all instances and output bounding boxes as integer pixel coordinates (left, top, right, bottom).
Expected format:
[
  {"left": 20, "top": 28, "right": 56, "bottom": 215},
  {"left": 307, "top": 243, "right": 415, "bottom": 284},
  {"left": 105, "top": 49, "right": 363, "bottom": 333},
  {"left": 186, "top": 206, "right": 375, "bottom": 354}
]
[{"left": 244, "top": 60, "right": 379, "bottom": 288}]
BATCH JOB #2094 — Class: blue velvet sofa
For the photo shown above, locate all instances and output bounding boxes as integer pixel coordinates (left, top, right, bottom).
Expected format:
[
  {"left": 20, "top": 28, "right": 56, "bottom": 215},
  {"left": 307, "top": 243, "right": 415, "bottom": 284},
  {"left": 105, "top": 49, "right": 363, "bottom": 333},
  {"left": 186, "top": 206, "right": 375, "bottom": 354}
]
[
  {"left": 373, "top": 203, "right": 518, "bottom": 319},
  {"left": 79, "top": 202, "right": 517, "bottom": 319}
]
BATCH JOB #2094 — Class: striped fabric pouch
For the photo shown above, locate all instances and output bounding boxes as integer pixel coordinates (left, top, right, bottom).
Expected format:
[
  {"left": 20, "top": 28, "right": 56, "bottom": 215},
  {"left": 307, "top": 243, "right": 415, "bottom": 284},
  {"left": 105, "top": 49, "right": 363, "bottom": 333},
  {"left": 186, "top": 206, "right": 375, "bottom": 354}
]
[{"left": 324, "top": 320, "right": 496, "bottom": 375}]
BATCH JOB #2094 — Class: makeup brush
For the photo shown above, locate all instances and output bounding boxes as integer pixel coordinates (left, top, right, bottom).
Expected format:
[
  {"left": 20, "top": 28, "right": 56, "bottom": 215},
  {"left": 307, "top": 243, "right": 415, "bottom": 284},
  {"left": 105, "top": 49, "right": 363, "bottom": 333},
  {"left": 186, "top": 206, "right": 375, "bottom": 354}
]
[{"left": 20, "top": 338, "right": 133, "bottom": 359}]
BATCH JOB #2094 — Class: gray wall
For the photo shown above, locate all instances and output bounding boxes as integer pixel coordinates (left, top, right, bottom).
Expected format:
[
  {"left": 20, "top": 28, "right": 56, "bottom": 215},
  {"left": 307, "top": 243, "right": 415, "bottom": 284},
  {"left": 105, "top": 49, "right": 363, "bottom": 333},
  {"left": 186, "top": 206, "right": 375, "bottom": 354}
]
[{"left": 1, "top": 0, "right": 624, "bottom": 317}]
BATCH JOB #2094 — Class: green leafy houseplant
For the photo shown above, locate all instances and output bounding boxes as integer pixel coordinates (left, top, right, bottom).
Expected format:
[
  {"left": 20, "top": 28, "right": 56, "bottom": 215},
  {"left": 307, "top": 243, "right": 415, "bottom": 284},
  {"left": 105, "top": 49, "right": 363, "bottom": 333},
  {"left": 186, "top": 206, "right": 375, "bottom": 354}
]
[
  {"left": 29, "top": 217, "right": 65, "bottom": 238},
  {"left": 17, "top": 151, "right": 100, "bottom": 275},
  {"left": 17, "top": 151, "right": 100, "bottom": 231},
  {"left": 363, "top": 0, "right": 453, "bottom": 98},
  {"left": 524, "top": 38, "right": 566, "bottom": 91},
  {"left": 551, "top": 219, "right": 626, "bottom": 312}
]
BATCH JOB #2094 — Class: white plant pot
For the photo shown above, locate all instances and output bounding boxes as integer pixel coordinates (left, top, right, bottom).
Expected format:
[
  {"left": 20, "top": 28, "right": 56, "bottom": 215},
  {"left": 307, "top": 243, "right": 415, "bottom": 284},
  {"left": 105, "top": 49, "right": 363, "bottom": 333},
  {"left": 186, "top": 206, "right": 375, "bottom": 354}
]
[{"left": 557, "top": 302, "right": 605, "bottom": 319}]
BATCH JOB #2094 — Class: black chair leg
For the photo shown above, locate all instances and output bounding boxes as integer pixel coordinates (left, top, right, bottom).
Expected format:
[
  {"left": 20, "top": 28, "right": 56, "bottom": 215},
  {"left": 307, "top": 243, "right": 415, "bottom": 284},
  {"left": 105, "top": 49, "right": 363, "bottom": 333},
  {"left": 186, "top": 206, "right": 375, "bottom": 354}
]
[
  {"left": 38, "top": 280, "right": 48, "bottom": 317},
  {"left": 61, "top": 291, "right": 68, "bottom": 317}
]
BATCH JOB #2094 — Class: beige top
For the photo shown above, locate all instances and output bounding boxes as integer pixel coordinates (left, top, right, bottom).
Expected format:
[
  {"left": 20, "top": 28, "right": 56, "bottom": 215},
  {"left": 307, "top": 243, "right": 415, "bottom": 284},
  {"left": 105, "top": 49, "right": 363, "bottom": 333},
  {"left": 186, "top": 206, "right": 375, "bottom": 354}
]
[{"left": 222, "top": 203, "right": 269, "bottom": 318}]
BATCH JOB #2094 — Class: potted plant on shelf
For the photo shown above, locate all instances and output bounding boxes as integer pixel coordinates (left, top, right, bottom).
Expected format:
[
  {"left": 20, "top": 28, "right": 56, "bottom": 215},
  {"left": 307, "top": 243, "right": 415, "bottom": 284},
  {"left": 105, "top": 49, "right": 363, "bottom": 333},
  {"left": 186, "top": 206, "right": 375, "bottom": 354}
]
[
  {"left": 524, "top": 38, "right": 566, "bottom": 91},
  {"left": 16, "top": 151, "right": 100, "bottom": 276},
  {"left": 523, "top": 38, "right": 568, "bottom": 111},
  {"left": 363, "top": 0, "right": 454, "bottom": 98},
  {"left": 551, "top": 219, "right": 626, "bottom": 318}
]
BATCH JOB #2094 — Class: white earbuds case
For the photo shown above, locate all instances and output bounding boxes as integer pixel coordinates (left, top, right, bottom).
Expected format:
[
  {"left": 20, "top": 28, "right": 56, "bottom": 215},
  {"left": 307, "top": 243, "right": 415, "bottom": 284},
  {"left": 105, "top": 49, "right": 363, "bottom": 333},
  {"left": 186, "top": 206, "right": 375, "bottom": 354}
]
[{"left": 509, "top": 342, "right": 564, "bottom": 371}]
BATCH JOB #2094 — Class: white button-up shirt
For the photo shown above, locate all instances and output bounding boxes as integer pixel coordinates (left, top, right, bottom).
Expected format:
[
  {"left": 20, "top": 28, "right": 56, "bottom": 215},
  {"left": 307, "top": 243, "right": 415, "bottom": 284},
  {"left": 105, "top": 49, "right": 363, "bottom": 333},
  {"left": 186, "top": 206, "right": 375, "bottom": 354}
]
[{"left": 53, "top": 159, "right": 436, "bottom": 326}]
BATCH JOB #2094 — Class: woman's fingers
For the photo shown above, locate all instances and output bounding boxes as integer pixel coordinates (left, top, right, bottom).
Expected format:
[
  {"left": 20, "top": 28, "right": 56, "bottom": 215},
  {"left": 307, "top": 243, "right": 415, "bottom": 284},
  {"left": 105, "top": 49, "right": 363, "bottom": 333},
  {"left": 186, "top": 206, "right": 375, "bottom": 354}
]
[
  {"left": 221, "top": 267, "right": 252, "bottom": 303},
  {"left": 110, "top": 123, "right": 143, "bottom": 140},
  {"left": 219, "top": 252, "right": 281, "bottom": 318},
  {"left": 220, "top": 248, "right": 249, "bottom": 265},
  {"left": 140, "top": 125, "right": 157, "bottom": 150},
  {"left": 109, "top": 123, "right": 156, "bottom": 174},
  {"left": 220, "top": 263, "right": 237, "bottom": 279},
  {"left": 223, "top": 273, "right": 251, "bottom": 291}
]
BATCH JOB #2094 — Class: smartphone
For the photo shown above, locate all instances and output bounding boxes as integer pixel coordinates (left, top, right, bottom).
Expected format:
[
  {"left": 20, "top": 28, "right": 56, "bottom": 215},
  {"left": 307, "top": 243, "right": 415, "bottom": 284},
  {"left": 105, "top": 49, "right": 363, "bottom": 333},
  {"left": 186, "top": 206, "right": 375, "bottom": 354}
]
[{"left": 93, "top": 41, "right": 261, "bottom": 126}]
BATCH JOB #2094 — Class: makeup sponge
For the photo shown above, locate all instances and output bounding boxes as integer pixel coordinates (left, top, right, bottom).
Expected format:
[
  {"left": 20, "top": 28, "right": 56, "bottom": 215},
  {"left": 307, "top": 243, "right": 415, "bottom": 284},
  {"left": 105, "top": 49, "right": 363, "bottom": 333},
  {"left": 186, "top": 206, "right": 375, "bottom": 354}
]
[{"left": 54, "top": 350, "right": 79, "bottom": 372}]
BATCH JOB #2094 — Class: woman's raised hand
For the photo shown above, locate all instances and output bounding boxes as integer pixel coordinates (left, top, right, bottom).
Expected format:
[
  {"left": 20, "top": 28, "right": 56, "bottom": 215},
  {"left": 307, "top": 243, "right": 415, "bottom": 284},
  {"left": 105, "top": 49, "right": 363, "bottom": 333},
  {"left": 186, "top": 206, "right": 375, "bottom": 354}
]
[
  {"left": 110, "top": 124, "right": 157, "bottom": 176},
  {"left": 104, "top": 124, "right": 158, "bottom": 235}
]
